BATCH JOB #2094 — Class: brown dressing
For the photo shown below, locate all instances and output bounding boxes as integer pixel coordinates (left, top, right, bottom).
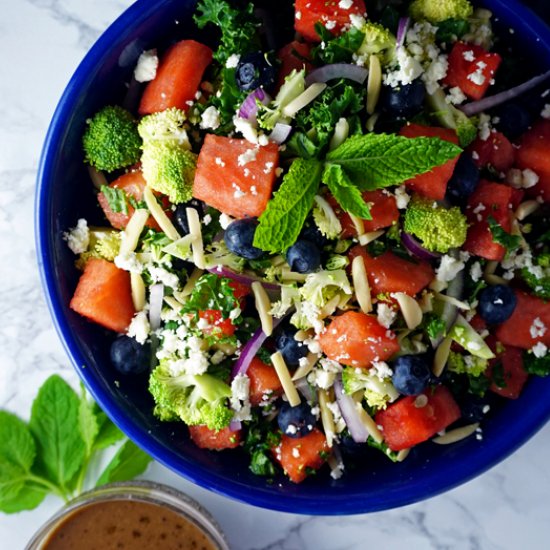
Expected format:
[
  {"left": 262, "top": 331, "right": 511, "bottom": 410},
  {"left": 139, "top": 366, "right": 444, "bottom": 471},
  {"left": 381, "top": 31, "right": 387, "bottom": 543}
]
[{"left": 42, "top": 499, "right": 217, "bottom": 550}]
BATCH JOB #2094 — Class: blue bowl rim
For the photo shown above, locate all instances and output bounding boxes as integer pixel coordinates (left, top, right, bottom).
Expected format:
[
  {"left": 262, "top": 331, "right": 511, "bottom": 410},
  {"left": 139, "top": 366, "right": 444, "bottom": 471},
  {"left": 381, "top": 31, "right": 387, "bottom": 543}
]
[{"left": 35, "top": 0, "right": 550, "bottom": 515}]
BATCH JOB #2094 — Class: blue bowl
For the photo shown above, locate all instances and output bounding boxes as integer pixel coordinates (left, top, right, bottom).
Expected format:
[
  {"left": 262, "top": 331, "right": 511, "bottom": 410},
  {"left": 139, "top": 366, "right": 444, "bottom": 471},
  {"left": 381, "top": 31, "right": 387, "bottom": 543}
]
[{"left": 36, "top": 0, "right": 550, "bottom": 515}]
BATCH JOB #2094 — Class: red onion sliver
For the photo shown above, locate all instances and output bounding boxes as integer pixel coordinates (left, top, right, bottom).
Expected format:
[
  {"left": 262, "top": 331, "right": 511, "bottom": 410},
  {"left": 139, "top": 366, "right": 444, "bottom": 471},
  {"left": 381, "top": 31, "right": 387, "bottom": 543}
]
[
  {"left": 238, "top": 88, "right": 271, "bottom": 120},
  {"left": 229, "top": 419, "right": 242, "bottom": 432},
  {"left": 396, "top": 17, "right": 411, "bottom": 49},
  {"left": 149, "top": 283, "right": 164, "bottom": 332},
  {"left": 269, "top": 123, "right": 293, "bottom": 144},
  {"left": 305, "top": 64, "right": 368, "bottom": 86},
  {"left": 402, "top": 232, "right": 441, "bottom": 261},
  {"left": 460, "top": 70, "right": 550, "bottom": 116},
  {"left": 206, "top": 265, "right": 280, "bottom": 292},
  {"left": 334, "top": 375, "right": 369, "bottom": 444},
  {"left": 231, "top": 316, "right": 285, "bottom": 379}
]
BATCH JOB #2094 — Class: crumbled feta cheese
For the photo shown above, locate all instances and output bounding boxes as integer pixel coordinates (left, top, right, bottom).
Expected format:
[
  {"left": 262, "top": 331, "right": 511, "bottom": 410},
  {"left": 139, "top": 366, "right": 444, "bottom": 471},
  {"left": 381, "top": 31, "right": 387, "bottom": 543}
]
[
  {"left": 219, "top": 213, "right": 235, "bottom": 230},
  {"left": 467, "top": 61, "right": 487, "bottom": 86},
  {"left": 436, "top": 255, "right": 466, "bottom": 283},
  {"left": 470, "top": 261, "right": 483, "bottom": 283},
  {"left": 377, "top": 303, "right": 396, "bottom": 329},
  {"left": 330, "top": 458, "right": 345, "bottom": 480},
  {"left": 215, "top": 157, "right": 225, "bottom": 167},
  {"left": 384, "top": 48, "right": 423, "bottom": 88},
  {"left": 446, "top": 86, "right": 467, "bottom": 105},
  {"left": 371, "top": 361, "right": 393, "bottom": 381},
  {"left": 263, "top": 161, "right": 274, "bottom": 174},
  {"left": 225, "top": 54, "right": 241, "bottom": 69},
  {"left": 233, "top": 116, "right": 260, "bottom": 144},
  {"left": 325, "top": 20, "right": 337, "bottom": 30},
  {"left": 339, "top": 0, "right": 353, "bottom": 9},
  {"left": 230, "top": 373, "right": 252, "bottom": 422},
  {"left": 64, "top": 218, "right": 90, "bottom": 254},
  {"left": 478, "top": 113, "right": 492, "bottom": 141},
  {"left": 232, "top": 182, "right": 246, "bottom": 199},
  {"left": 394, "top": 185, "right": 411, "bottom": 210},
  {"left": 532, "top": 342, "right": 548, "bottom": 358},
  {"left": 114, "top": 252, "right": 143, "bottom": 274},
  {"left": 134, "top": 49, "right": 159, "bottom": 82},
  {"left": 530, "top": 317, "right": 547, "bottom": 339},
  {"left": 200, "top": 106, "right": 221, "bottom": 130},
  {"left": 149, "top": 266, "right": 180, "bottom": 289},
  {"left": 237, "top": 147, "right": 259, "bottom": 166},
  {"left": 463, "top": 50, "right": 475, "bottom": 62},
  {"left": 542, "top": 104, "right": 550, "bottom": 119},
  {"left": 127, "top": 311, "right": 151, "bottom": 345},
  {"left": 349, "top": 14, "right": 366, "bottom": 29}
]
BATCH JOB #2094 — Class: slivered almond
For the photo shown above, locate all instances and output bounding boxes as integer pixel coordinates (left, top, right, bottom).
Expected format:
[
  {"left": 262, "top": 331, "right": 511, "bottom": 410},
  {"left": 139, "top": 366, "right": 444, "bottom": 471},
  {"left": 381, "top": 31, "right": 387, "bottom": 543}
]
[
  {"left": 271, "top": 351, "right": 301, "bottom": 407},
  {"left": 351, "top": 255, "right": 372, "bottom": 313},
  {"left": 252, "top": 281, "right": 273, "bottom": 336},
  {"left": 393, "top": 292, "right": 423, "bottom": 330},
  {"left": 432, "top": 423, "right": 480, "bottom": 445}
]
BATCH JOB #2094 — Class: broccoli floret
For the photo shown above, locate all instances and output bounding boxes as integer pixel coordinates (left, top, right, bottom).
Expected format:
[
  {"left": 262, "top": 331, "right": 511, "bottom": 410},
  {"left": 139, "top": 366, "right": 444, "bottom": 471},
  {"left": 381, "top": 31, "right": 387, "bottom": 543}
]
[
  {"left": 204, "top": 241, "right": 246, "bottom": 272},
  {"left": 341, "top": 367, "right": 399, "bottom": 411},
  {"left": 299, "top": 269, "right": 352, "bottom": 308},
  {"left": 149, "top": 363, "right": 233, "bottom": 431},
  {"left": 82, "top": 106, "right": 142, "bottom": 172},
  {"left": 404, "top": 195, "right": 468, "bottom": 253},
  {"left": 138, "top": 108, "right": 197, "bottom": 204},
  {"left": 409, "top": 0, "right": 473, "bottom": 24},
  {"left": 76, "top": 230, "right": 122, "bottom": 269},
  {"left": 447, "top": 351, "right": 488, "bottom": 377},
  {"left": 313, "top": 196, "right": 342, "bottom": 239},
  {"left": 520, "top": 256, "right": 550, "bottom": 300},
  {"left": 357, "top": 22, "right": 397, "bottom": 65}
]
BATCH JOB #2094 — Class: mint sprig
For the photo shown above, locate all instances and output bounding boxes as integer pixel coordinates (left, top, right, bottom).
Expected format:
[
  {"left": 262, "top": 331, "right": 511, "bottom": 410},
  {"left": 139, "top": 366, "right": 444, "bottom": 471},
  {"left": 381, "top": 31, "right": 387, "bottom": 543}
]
[
  {"left": 254, "top": 158, "right": 323, "bottom": 253},
  {"left": 326, "top": 133, "right": 462, "bottom": 190},
  {"left": 255, "top": 133, "right": 462, "bottom": 252},
  {"left": 0, "top": 375, "right": 152, "bottom": 514},
  {"left": 488, "top": 216, "right": 522, "bottom": 252}
]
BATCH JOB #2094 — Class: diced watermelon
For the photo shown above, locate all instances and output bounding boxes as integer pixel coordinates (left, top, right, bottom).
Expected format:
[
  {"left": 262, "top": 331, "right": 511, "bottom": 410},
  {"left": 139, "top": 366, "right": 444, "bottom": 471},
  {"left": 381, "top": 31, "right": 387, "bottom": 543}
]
[
  {"left": 97, "top": 170, "right": 161, "bottom": 231},
  {"left": 348, "top": 246, "right": 435, "bottom": 297},
  {"left": 276, "top": 41, "right": 313, "bottom": 89},
  {"left": 193, "top": 135, "right": 280, "bottom": 219},
  {"left": 198, "top": 310, "right": 235, "bottom": 338},
  {"left": 463, "top": 180, "right": 514, "bottom": 261},
  {"left": 188, "top": 425, "right": 241, "bottom": 450},
  {"left": 496, "top": 291, "right": 550, "bottom": 349},
  {"left": 139, "top": 40, "right": 213, "bottom": 116},
  {"left": 487, "top": 346, "right": 528, "bottom": 399},
  {"left": 375, "top": 386, "right": 461, "bottom": 451},
  {"left": 443, "top": 41, "right": 502, "bottom": 100},
  {"left": 516, "top": 118, "right": 550, "bottom": 201},
  {"left": 272, "top": 428, "right": 329, "bottom": 483},
  {"left": 327, "top": 190, "right": 399, "bottom": 238},
  {"left": 399, "top": 124, "right": 460, "bottom": 200},
  {"left": 248, "top": 357, "right": 283, "bottom": 406},
  {"left": 294, "top": 0, "right": 367, "bottom": 43},
  {"left": 319, "top": 311, "right": 399, "bottom": 368},
  {"left": 70, "top": 258, "right": 135, "bottom": 333},
  {"left": 469, "top": 131, "right": 515, "bottom": 173}
]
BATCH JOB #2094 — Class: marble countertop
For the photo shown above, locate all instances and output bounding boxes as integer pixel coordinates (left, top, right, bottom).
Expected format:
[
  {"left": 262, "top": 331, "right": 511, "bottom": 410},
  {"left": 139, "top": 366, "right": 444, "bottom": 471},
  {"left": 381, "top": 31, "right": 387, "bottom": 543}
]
[{"left": 1, "top": 1, "right": 550, "bottom": 548}]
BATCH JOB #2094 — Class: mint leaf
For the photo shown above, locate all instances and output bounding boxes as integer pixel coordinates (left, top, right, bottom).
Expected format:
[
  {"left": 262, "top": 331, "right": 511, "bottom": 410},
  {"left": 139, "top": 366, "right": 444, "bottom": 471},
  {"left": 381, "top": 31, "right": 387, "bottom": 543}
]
[
  {"left": 100, "top": 185, "right": 128, "bottom": 214},
  {"left": 0, "top": 411, "right": 36, "bottom": 502},
  {"left": 29, "top": 376, "right": 86, "bottom": 488},
  {"left": 488, "top": 216, "right": 521, "bottom": 252},
  {"left": 78, "top": 386, "right": 99, "bottom": 457},
  {"left": 322, "top": 164, "right": 372, "bottom": 219},
  {"left": 96, "top": 441, "right": 152, "bottom": 486},
  {"left": 0, "top": 483, "right": 47, "bottom": 514},
  {"left": 326, "top": 133, "right": 462, "bottom": 189},
  {"left": 92, "top": 408, "right": 124, "bottom": 451},
  {"left": 254, "top": 159, "right": 323, "bottom": 253}
]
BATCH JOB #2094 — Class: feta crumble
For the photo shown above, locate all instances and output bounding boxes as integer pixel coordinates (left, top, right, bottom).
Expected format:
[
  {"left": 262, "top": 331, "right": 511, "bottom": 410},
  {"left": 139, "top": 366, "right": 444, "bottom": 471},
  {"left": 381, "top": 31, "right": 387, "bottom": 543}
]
[
  {"left": 530, "top": 317, "right": 547, "bottom": 339},
  {"left": 200, "top": 106, "right": 221, "bottom": 130},
  {"left": 225, "top": 54, "right": 241, "bottom": 69},
  {"left": 134, "top": 49, "right": 159, "bottom": 82},
  {"left": 127, "top": 311, "right": 151, "bottom": 345},
  {"left": 436, "top": 255, "right": 466, "bottom": 283},
  {"left": 64, "top": 218, "right": 90, "bottom": 254},
  {"left": 532, "top": 342, "right": 548, "bottom": 358}
]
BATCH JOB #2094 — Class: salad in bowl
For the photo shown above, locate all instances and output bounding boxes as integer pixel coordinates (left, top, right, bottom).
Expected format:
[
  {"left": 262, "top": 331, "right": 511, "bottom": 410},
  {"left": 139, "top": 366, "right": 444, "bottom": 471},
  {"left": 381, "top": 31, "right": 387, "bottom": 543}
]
[{"left": 63, "top": 0, "right": 550, "bottom": 486}]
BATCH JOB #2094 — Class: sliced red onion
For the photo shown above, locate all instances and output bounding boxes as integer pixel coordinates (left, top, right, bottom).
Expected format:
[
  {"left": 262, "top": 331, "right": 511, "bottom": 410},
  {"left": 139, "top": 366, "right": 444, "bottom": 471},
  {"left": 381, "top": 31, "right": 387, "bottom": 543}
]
[
  {"left": 149, "top": 283, "right": 164, "bottom": 331},
  {"left": 238, "top": 88, "right": 271, "bottom": 120},
  {"left": 334, "top": 375, "right": 369, "bottom": 444},
  {"left": 431, "top": 271, "right": 464, "bottom": 348},
  {"left": 231, "top": 316, "right": 283, "bottom": 379},
  {"left": 305, "top": 64, "right": 368, "bottom": 86},
  {"left": 229, "top": 419, "right": 242, "bottom": 432},
  {"left": 269, "top": 123, "right": 293, "bottom": 144},
  {"left": 206, "top": 265, "right": 280, "bottom": 292},
  {"left": 460, "top": 70, "right": 550, "bottom": 116},
  {"left": 402, "top": 232, "right": 441, "bottom": 261},
  {"left": 397, "top": 17, "right": 411, "bottom": 49}
]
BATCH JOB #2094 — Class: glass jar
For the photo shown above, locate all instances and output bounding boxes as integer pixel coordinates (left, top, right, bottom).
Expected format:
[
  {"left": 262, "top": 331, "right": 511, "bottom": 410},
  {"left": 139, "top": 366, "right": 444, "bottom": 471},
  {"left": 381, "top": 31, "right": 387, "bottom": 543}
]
[{"left": 25, "top": 481, "right": 229, "bottom": 550}]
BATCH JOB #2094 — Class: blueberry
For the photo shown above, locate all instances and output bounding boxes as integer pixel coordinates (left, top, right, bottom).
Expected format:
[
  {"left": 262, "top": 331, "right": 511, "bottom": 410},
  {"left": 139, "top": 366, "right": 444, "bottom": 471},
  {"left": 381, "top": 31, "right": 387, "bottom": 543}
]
[
  {"left": 495, "top": 103, "right": 533, "bottom": 140},
  {"left": 381, "top": 79, "right": 426, "bottom": 119},
  {"left": 174, "top": 200, "right": 204, "bottom": 235},
  {"left": 300, "top": 222, "right": 329, "bottom": 248},
  {"left": 110, "top": 336, "right": 150, "bottom": 375},
  {"left": 224, "top": 218, "right": 265, "bottom": 260},
  {"left": 478, "top": 285, "right": 517, "bottom": 324},
  {"left": 459, "top": 394, "right": 490, "bottom": 423},
  {"left": 236, "top": 52, "right": 276, "bottom": 92},
  {"left": 275, "top": 325, "right": 309, "bottom": 366},
  {"left": 286, "top": 240, "right": 321, "bottom": 274},
  {"left": 277, "top": 401, "right": 316, "bottom": 438},
  {"left": 392, "top": 354, "right": 432, "bottom": 395},
  {"left": 446, "top": 154, "right": 481, "bottom": 205}
]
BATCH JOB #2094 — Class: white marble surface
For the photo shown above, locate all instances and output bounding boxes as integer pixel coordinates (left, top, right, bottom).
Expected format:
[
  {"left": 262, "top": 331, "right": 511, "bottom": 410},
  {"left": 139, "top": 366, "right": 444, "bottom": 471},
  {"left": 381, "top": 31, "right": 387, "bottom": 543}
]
[{"left": 1, "top": 0, "right": 550, "bottom": 548}]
